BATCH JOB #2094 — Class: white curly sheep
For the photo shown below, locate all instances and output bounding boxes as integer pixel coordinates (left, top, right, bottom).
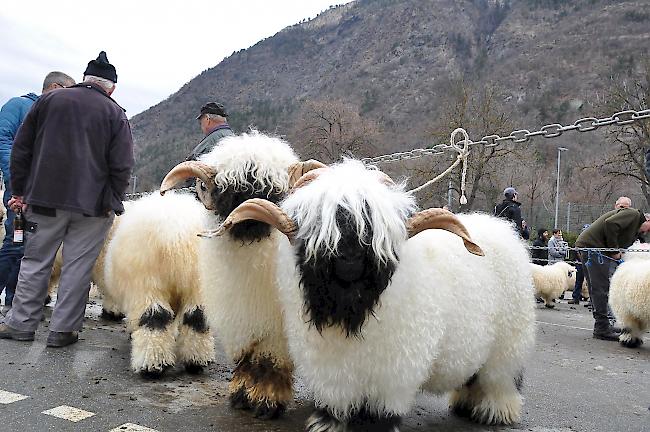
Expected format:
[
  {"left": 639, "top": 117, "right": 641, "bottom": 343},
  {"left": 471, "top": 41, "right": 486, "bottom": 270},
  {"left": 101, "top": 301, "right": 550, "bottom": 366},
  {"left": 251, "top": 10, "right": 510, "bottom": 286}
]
[{"left": 530, "top": 262, "right": 576, "bottom": 308}]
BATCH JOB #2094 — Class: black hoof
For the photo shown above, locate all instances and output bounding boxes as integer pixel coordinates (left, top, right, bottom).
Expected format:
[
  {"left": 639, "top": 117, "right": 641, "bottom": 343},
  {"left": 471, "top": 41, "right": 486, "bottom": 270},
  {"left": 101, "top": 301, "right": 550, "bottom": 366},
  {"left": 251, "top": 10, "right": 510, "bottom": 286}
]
[
  {"left": 229, "top": 387, "right": 252, "bottom": 411},
  {"left": 253, "top": 401, "right": 285, "bottom": 420},
  {"left": 451, "top": 402, "right": 473, "bottom": 418},
  {"left": 101, "top": 308, "right": 125, "bottom": 321},
  {"left": 139, "top": 365, "right": 169, "bottom": 379},
  {"left": 620, "top": 337, "right": 643, "bottom": 348},
  {"left": 544, "top": 304, "right": 555, "bottom": 309},
  {"left": 184, "top": 363, "right": 205, "bottom": 374},
  {"left": 44, "top": 295, "right": 52, "bottom": 306}
]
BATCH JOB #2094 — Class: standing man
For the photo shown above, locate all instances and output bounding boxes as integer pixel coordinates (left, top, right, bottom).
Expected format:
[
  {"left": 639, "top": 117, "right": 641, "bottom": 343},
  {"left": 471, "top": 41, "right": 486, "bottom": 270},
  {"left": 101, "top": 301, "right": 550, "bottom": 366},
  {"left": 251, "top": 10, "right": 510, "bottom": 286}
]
[
  {"left": 0, "top": 51, "right": 134, "bottom": 347},
  {"left": 547, "top": 229, "right": 568, "bottom": 264},
  {"left": 494, "top": 187, "right": 527, "bottom": 238},
  {"left": 576, "top": 208, "right": 650, "bottom": 340},
  {"left": 531, "top": 228, "right": 549, "bottom": 266},
  {"left": 0, "top": 72, "right": 76, "bottom": 315},
  {"left": 614, "top": 196, "right": 631, "bottom": 209},
  {"left": 186, "top": 102, "right": 234, "bottom": 161}
]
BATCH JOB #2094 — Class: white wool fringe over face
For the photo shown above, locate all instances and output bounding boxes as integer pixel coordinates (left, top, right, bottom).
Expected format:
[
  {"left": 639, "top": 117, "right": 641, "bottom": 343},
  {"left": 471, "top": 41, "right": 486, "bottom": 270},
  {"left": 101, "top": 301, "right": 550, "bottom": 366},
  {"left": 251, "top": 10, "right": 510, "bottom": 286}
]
[
  {"left": 104, "top": 192, "right": 215, "bottom": 373},
  {"left": 197, "top": 132, "right": 299, "bottom": 367},
  {"left": 274, "top": 160, "right": 536, "bottom": 422}
]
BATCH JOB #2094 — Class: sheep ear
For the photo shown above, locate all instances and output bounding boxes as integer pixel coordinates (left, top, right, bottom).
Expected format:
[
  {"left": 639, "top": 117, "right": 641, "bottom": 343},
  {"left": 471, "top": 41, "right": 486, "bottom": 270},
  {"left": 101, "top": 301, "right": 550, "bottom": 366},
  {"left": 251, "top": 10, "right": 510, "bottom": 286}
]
[
  {"left": 202, "top": 198, "right": 297, "bottom": 240},
  {"left": 288, "top": 160, "right": 327, "bottom": 188},
  {"left": 406, "top": 208, "right": 484, "bottom": 256},
  {"left": 160, "top": 161, "right": 217, "bottom": 195}
]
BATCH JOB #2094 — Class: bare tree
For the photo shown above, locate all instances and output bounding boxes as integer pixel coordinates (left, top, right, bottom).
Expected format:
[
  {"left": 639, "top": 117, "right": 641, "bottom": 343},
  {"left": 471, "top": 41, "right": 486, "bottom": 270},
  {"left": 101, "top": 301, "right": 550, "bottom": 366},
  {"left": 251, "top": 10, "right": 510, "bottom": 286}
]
[
  {"left": 426, "top": 79, "right": 515, "bottom": 211},
  {"left": 596, "top": 61, "right": 650, "bottom": 207},
  {"left": 290, "top": 100, "right": 380, "bottom": 162}
]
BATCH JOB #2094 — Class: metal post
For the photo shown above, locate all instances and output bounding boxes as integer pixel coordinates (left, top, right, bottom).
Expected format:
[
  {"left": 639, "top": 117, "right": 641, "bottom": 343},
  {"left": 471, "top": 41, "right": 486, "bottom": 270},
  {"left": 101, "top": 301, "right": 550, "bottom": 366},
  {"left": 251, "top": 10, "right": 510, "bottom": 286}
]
[
  {"left": 554, "top": 147, "right": 568, "bottom": 229},
  {"left": 447, "top": 180, "right": 452, "bottom": 209},
  {"left": 131, "top": 175, "right": 137, "bottom": 194},
  {"left": 566, "top": 202, "right": 571, "bottom": 232}
]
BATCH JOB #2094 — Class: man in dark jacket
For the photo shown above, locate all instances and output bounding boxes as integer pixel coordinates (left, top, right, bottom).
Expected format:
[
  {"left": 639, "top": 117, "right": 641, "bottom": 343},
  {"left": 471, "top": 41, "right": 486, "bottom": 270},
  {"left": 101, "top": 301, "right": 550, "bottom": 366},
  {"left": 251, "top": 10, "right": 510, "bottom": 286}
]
[
  {"left": 0, "top": 52, "right": 134, "bottom": 347},
  {"left": 576, "top": 208, "right": 650, "bottom": 341},
  {"left": 0, "top": 72, "right": 75, "bottom": 315},
  {"left": 531, "top": 228, "right": 548, "bottom": 266},
  {"left": 186, "top": 102, "right": 234, "bottom": 161},
  {"left": 494, "top": 187, "right": 527, "bottom": 238}
]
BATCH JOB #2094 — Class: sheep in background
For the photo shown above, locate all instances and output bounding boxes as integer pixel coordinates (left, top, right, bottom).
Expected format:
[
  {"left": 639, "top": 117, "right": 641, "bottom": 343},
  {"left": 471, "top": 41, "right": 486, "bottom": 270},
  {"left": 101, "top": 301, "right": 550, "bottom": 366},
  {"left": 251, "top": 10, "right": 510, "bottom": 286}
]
[
  {"left": 610, "top": 243, "right": 650, "bottom": 348},
  {"left": 215, "top": 159, "right": 535, "bottom": 431},
  {"left": 530, "top": 262, "right": 576, "bottom": 308},
  {"left": 160, "top": 131, "right": 324, "bottom": 419},
  {"left": 104, "top": 191, "right": 215, "bottom": 377}
]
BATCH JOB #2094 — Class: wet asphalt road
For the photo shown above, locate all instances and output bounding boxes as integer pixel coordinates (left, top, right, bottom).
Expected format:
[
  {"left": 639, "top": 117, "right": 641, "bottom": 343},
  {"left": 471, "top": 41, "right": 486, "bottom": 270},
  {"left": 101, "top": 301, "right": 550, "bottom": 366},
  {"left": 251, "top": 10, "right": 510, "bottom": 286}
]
[{"left": 0, "top": 298, "right": 648, "bottom": 432}]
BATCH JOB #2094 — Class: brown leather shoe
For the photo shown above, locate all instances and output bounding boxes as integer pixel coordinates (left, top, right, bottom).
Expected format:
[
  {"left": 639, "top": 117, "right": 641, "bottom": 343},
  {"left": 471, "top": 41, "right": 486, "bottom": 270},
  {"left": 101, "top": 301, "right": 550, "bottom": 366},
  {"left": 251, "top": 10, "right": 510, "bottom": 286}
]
[
  {"left": 46, "top": 331, "right": 78, "bottom": 348},
  {"left": 0, "top": 323, "right": 35, "bottom": 341}
]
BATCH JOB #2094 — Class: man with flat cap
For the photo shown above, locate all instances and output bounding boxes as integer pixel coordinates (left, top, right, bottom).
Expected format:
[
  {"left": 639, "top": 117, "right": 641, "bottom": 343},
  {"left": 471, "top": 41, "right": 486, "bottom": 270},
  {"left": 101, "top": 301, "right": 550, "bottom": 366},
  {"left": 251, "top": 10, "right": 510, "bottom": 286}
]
[
  {"left": 0, "top": 51, "right": 134, "bottom": 347},
  {"left": 187, "top": 102, "right": 234, "bottom": 161}
]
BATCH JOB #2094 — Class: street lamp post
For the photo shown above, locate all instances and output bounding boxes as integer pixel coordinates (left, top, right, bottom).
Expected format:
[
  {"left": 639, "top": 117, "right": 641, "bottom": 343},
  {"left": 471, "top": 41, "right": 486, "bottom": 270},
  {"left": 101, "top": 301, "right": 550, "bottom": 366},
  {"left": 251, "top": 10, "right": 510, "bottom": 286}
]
[{"left": 554, "top": 147, "right": 568, "bottom": 229}]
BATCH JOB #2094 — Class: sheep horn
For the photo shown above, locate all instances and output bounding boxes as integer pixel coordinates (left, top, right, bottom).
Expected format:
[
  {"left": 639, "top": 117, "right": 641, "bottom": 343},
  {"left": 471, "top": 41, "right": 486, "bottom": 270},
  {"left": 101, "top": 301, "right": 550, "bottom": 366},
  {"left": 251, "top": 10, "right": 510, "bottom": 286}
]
[
  {"left": 160, "top": 161, "right": 217, "bottom": 195},
  {"left": 406, "top": 208, "right": 484, "bottom": 256},
  {"left": 201, "top": 198, "right": 297, "bottom": 240},
  {"left": 288, "top": 160, "right": 327, "bottom": 188}
]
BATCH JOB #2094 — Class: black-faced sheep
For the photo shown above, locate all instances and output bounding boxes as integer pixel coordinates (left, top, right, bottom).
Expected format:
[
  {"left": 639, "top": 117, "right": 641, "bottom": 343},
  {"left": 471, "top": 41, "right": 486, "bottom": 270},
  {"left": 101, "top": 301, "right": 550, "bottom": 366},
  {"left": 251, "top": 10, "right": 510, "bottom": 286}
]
[
  {"left": 160, "top": 131, "right": 324, "bottom": 419},
  {"left": 610, "top": 244, "right": 650, "bottom": 348},
  {"left": 215, "top": 159, "right": 536, "bottom": 432},
  {"left": 104, "top": 191, "right": 215, "bottom": 377},
  {"left": 530, "top": 262, "right": 576, "bottom": 308}
]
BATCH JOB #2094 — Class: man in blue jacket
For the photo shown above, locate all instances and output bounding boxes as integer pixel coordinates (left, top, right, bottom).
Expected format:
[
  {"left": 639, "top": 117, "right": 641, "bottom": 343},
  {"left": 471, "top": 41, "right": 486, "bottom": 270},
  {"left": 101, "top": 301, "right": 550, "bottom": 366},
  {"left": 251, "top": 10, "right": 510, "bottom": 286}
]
[{"left": 0, "top": 72, "right": 75, "bottom": 315}]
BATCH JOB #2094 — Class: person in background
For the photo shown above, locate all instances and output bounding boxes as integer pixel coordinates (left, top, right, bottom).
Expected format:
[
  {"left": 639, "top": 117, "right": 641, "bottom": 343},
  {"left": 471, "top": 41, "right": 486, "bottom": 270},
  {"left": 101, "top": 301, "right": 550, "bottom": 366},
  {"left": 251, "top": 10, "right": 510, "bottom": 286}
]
[
  {"left": 186, "top": 102, "right": 234, "bottom": 161},
  {"left": 547, "top": 229, "right": 568, "bottom": 264},
  {"left": 494, "top": 187, "right": 527, "bottom": 238},
  {"left": 0, "top": 72, "right": 75, "bottom": 315},
  {"left": 576, "top": 208, "right": 650, "bottom": 341},
  {"left": 614, "top": 196, "right": 631, "bottom": 209},
  {"left": 531, "top": 228, "right": 548, "bottom": 266},
  {"left": 568, "top": 224, "right": 590, "bottom": 305},
  {"left": 0, "top": 52, "right": 133, "bottom": 347}
]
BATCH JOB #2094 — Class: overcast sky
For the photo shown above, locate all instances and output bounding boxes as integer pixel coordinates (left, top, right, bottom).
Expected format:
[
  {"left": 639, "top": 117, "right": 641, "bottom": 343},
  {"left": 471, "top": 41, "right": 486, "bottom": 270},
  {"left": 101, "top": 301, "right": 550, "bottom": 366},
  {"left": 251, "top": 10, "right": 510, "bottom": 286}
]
[{"left": 0, "top": 1, "right": 353, "bottom": 118}]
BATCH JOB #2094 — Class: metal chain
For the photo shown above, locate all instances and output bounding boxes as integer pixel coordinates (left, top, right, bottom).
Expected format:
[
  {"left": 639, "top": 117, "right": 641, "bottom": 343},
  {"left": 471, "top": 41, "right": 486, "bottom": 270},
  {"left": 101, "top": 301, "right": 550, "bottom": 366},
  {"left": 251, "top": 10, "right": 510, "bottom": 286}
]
[
  {"left": 125, "top": 186, "right": 194, "bottom": 200},
  {"left": 362, "top": 108, "right": 650, "bottom": 165}
]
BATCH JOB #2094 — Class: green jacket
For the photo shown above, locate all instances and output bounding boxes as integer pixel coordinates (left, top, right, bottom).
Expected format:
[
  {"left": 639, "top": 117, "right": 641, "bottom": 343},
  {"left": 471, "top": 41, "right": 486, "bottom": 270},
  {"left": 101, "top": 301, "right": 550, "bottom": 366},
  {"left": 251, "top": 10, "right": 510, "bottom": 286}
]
[{"left": 575, "top": 208, "right": 645, "bottom": 250}]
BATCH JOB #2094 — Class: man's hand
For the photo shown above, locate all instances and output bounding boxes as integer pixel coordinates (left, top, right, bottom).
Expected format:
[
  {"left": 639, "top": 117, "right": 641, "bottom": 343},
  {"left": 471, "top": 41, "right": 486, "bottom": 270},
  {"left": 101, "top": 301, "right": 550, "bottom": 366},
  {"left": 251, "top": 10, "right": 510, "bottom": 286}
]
[{"left": 8, "top": 195, "right": 26, "bottom": 212}]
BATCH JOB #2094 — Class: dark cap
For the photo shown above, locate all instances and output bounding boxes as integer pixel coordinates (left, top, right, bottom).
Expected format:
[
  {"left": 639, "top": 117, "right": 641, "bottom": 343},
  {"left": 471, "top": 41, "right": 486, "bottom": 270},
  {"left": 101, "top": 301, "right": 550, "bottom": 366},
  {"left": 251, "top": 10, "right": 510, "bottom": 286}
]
[
  {"left": 84, "top": 51, "right": 117, "bottom": 83},
  {"left": 504, "top": 187, "right": 517, "bottom": 198},
  {"left": 196, "top": 102, "right": 227, "bottom": 119}
]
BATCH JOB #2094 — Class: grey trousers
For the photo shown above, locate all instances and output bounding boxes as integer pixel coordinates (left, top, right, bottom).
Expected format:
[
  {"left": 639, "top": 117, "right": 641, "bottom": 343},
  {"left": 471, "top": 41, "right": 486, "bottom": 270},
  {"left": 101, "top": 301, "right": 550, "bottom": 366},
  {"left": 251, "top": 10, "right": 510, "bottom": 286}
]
[
  {"left": 580, "top": 251, "right": 613, "bottom": 331},
  {"left": 3, "top": 208, "right": 113, "bottom": 333}
]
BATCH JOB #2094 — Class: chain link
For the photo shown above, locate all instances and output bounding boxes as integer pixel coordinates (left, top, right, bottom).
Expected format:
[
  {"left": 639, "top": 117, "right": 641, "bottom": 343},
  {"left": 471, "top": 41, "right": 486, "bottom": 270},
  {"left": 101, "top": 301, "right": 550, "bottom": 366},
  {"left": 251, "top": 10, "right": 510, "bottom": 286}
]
[{"left": 362, "top": 108, "right": 650, "bottom": 165}]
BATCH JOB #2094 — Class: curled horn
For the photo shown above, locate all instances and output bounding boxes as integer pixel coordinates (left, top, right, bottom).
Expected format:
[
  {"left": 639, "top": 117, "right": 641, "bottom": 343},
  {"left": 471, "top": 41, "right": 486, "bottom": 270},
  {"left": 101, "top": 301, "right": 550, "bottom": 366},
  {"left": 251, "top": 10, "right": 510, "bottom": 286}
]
[
  {"left": 406, "top": 208, "right": 484, "bottom": 256},
  {"left": 160, "top": 161, "right": 217, "bottom": 195},
  {"left": 288, "top": 159, "right": 327, "bottom": 188},
  {"left": 200, "top": 198, "right": 297, "bottom": 240}
]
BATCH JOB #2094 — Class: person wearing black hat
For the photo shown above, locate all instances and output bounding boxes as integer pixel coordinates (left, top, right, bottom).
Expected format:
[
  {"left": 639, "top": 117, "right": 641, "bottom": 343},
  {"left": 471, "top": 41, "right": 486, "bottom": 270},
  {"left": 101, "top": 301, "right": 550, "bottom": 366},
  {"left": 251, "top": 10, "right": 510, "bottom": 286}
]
[
  {"left": 0, "top": 51, "right": 134, "bottom": 348},
  {"left": 186, "top": 102, "right": 234, "bottom": 161},
  {"left": 494, "top": 187, "right": 527, "bottom": 238}
]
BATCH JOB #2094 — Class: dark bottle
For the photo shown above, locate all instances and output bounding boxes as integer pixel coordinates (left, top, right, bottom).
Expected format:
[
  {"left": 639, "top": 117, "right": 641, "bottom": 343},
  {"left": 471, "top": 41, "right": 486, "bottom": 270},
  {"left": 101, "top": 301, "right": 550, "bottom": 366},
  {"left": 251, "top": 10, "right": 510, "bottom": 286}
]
[{"left": 13, "top": 209, "right": 24, "bottom": 244}]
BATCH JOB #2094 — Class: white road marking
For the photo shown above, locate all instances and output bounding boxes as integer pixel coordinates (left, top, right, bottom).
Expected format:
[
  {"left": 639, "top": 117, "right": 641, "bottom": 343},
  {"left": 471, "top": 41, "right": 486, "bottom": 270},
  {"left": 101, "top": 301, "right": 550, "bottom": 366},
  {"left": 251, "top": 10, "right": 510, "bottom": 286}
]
[
  {"left": 42, "top": 405, "right": 95, "bottom": 422},
  {"left": 109, "top": 423, "right": 159, "bottom": 432},
  {"left": 536, "top": 320, "right": 592, "bottom": 331},
  {"left": 0, "top": 389, "right": 29, "bottom": 404}
]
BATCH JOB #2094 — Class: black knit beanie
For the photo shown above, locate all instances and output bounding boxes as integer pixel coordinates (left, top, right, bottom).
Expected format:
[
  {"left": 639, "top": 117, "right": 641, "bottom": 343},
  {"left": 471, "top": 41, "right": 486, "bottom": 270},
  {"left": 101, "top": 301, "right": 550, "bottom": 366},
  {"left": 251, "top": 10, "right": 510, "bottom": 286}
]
[{"left": 84, "top": 51, "right": 117, "bottom": 83}]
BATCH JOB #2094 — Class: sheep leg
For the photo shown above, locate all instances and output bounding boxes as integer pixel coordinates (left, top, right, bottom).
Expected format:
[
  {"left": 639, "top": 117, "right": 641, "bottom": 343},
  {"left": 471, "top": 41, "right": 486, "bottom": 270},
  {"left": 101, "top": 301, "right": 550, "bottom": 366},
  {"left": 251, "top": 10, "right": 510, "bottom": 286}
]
[
  {"left": 130, "top": 303, "right": 177, "bottom": 378},
  {"left": 450, "top": 370, "right": 523, "bottom": 425},
  {"left": 100, "top": 290, "right": 125, "bottom": 321},
  {"left": 619, "top": 316, "right": 646, "bottom": 348},
  {"left": 229, "top": 349, "right": 293, "bottom": 419},
  {"left": 176, "top": 305, "right": 215, "bottom": 374},
  {"left": 306, "top": 406, "right": 401, "bottom": 432}
]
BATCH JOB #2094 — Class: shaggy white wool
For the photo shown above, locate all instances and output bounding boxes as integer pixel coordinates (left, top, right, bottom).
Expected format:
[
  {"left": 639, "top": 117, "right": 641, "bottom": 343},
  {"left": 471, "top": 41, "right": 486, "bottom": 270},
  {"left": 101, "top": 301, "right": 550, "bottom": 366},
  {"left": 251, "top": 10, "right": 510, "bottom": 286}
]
[
  {"left": 610, "top": 243, "right": 650, "bottom": 340},
  {"left": 282, "top": 159, "right": 417, "bottom": 265},
  {"left": 199, "top": 131, "right": 299, "bottom": 196},
  {"left": 104, "top": 191, "right": 214, "bottom": 372},
  {"left": 275, "top": 205, "right": 535, "bottom": 420},
  {"left": 530, "top": 262, "right": 576, "bottom": 306}
]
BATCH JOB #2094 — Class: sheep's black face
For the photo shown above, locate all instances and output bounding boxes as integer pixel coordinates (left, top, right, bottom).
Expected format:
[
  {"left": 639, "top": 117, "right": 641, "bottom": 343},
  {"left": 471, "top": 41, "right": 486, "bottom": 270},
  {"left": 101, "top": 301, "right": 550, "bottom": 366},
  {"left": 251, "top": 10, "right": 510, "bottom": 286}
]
[
  {"left": 212, "top": 172, "right": 284, "bottom": 243},
  {"left": 297, "top": 207, "right": 397, "bottom": 337}
]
